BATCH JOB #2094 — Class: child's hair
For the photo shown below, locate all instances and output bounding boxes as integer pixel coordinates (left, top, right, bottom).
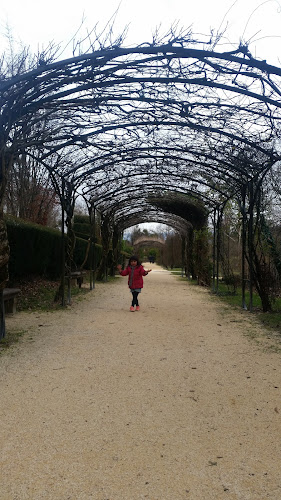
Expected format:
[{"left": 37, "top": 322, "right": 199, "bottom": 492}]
[{"left": 128, "top": 255, "right": 141, "bottom": 266}]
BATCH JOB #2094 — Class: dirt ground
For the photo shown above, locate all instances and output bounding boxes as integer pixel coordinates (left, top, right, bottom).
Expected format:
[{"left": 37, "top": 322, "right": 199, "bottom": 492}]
[{"left": 0, "top": 263, "right": 281, "bottom": 500}]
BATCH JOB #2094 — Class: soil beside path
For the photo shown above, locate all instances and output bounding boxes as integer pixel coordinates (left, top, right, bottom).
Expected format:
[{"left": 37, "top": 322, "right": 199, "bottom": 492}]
[{"left": 0, "top": 263, "right": 281, "bottom": 500}]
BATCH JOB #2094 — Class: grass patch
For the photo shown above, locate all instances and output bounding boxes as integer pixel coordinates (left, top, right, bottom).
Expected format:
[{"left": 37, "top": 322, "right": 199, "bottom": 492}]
[
  {"left": 176, "top": 277, "right": 281, "bottom": 342},
  {"left": 169, "top": 267, "right": 183, "bottom": 274},
  {"left": 17, "top": 278, "right": 60, "bottom": 311},
  {"left": 211, "top": 283, "right": 263, "bottom": 309},
  {"left": 210, "top": 282, "right": 281, "bottom": 338},
  {"left": 11, "top": 272, "right": 119, "bottom": 312},
  {"left": 257, "top": 310, "right": 281, "bottom": 334},
  {"left": 0, "top": 328, "right": 25, "bottom": 353},
  {"left": 14, "top": 274, "right": 92, "bottom": 312}
]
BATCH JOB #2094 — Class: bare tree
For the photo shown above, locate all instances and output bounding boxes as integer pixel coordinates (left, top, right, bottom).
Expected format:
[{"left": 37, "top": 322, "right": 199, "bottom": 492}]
[{"left": 5, "top": 154, "right": 60, "bottom": 226}]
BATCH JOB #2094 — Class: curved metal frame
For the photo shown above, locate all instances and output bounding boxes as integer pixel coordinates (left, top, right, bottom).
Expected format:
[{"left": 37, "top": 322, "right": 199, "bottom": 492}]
[{"left": 0, "top": 34, "right": 280, "bottom": 328}]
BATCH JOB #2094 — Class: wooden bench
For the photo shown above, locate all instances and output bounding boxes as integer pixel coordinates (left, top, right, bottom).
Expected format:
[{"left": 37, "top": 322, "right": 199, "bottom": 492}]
[
  {"left": 66, "top": 271, "right": 86, "bottom": 288},
  {"left": 3, "top": 288, "right": 21, "bottom": 314}
]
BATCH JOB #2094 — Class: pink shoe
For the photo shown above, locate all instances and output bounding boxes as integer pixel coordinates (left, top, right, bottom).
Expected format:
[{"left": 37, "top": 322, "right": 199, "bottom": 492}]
[
  {"left": 135, "top": 306, "right": 140, "bottom": 311},
  {"left": 130, "top": 306, "right": 134, "bottom": 312}
]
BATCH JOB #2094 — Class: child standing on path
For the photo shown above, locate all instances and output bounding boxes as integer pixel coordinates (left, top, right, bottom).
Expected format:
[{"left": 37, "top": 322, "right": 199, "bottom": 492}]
[{"left": 117, "top": 256, "right": 152, "bottom": 311}]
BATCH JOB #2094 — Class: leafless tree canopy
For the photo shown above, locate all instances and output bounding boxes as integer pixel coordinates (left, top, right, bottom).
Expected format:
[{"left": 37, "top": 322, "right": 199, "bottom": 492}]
[{"left": 1, "top": 29, "right": 280, "bottom": 230}]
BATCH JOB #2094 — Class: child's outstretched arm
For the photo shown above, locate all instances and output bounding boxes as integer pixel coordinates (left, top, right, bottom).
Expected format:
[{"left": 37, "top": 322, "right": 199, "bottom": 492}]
[
  {"left": 143, "top": 268, "right": 152, "bottom": 275},
  {"left": 117, "top": 264, "right": 129, "bottom": 276}
]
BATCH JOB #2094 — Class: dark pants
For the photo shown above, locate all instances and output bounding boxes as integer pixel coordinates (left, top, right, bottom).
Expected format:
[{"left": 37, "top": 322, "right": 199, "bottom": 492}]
[{"left": 131, "top": 291, "right": 139, "bottom": 306}]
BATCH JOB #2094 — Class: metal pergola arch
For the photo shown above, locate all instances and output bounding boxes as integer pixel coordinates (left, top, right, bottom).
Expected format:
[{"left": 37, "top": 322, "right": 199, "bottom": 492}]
[
  {"left": 1, "top": 32, "right": 281, "bottom": 335},
  {"left": 77, "top": 143, "right": 271, "bottom": 267}
]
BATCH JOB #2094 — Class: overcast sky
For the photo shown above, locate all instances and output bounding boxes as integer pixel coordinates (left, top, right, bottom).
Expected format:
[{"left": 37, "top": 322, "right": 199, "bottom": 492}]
[{"left": 1, "top": 0, "right": 281, "bottom": 65}]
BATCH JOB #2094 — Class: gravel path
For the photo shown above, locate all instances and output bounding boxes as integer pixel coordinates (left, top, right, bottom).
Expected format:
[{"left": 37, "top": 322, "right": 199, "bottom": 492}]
[{"left": 0, "top": 263, "right": 281, "bottom": 500}]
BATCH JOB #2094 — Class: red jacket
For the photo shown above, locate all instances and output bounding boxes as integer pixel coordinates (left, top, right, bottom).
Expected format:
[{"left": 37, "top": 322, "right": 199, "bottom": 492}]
[{"left": 120, "top": 265, "right": 148, "bottom": 289}]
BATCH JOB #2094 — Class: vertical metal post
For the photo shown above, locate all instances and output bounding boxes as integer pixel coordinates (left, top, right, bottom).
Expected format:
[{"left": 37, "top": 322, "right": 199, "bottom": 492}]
[
  {"left": 89, "top": 205, "right": 93, "bottom": 290},
  {"left": 248, "top": 180, "right": 254, "bottom": 312},
  {"left": 212, "top": 207, "right": 217, "bottom": 293},
  {"left": 181, "top": 235, "right": 185, "bottom": 277},
  {"left": 118, "top": 231, "right": 123, "bottom": 268},
  {"left": 241, "top": 186, "right": 247, "bottom": 310},
  {"left": 92, "top": 207, "right": 96, "bottom": 289},
  {"left": 0, "top": 291, "right": 6, "bottom": 340},
  {"left": 216, "top": 208, "right": 221, "bottom": 293},
  {"left": 64, "top": 180, "right": 74, "bottom": 306},
  {"left": 61, "top": 179, "right": 66, "bottom": 307}
]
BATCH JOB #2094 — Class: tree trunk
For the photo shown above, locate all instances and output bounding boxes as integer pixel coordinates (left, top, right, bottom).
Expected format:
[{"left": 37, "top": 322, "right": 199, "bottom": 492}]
[{"left": 110, "top": 226, "right": 120, "bottom": 277}]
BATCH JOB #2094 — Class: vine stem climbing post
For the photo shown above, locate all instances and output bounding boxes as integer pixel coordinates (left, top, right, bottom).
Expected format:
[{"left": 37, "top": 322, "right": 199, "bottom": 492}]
[
  {"left": 181, "top": 235, "right": 186, "bottom": 278},
  {"left": 63, "top": 180, "right": 75, "bottom": 305},
  {"left": 61, "top": 178, "right": 66, "bottom": 307},
  {"left": 216, "top": 207, "right": 223, "bottom": 294},
  {"left": 89, "top": 205, "right": 96, "bottom": 290},
  {"left": 93, "top": 208, "right": 97, "bottom": 289},
  {"left": 248, "top": 180, "right": 254, "bottom": 312},
  {"left": 212, "top": 207, "right": 217, "bottom": 293},
  {"left": 241, "top": 185, "right": 247, "bottom": 310}
]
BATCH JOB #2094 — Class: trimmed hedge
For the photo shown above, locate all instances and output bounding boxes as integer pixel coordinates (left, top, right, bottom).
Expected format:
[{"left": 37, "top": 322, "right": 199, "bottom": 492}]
[
  {"left": 73, "top": 222, "right": 91, "bottom": 240},
  {"left": 73, "top": 214, "right": 90, "bottom": 241},
  {"left": 73, "top": 215, "right": 89, "bottom": 224},
  {"left": 5, "top": 216, "right": 102, "bottom": 280},
  {"left": 73, "top": 215, "right": 101, "bottom": 244}
]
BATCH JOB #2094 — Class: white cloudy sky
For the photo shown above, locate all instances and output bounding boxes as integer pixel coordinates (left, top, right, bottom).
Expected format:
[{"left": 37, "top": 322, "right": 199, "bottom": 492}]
[{"left": 1, "top": 0, "right": 281, "bottom": 65}]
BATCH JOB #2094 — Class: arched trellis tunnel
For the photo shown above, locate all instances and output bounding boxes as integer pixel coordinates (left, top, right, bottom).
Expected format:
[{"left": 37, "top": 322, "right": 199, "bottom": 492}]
[
  {"left": 1, "top": 30, "right": 281, "bottom": 337},
  {"left": 132, "top": 235, "right": 165, "bottom": 264}
]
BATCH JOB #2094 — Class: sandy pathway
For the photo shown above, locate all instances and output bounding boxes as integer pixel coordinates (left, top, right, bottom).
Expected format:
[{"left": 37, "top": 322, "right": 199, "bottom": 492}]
[{"left": 0, "top": 263, "right": 281, "bottom": 500}]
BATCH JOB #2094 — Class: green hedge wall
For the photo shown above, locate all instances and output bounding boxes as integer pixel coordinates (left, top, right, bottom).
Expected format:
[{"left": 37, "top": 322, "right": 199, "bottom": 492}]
[
  {"left": 73, "top": 215, "right": 89, "bottom": 224},
  {"left": 73, "top": 215, "right": 101, "bottom": 244},
  {"left": 73, "top": 214, "right": 90, "bottom": 241},
  {"left": 73, "top": 222, "right": 90, "bottom": 240},
  {"left": 6, "top": 216, "right": 102, "bottom": 280}
]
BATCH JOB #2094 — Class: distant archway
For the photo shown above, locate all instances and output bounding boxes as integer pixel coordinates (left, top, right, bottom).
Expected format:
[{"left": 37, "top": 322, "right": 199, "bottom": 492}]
[{"left": 133, "top": 235, "right": 165, "bottom": 248}]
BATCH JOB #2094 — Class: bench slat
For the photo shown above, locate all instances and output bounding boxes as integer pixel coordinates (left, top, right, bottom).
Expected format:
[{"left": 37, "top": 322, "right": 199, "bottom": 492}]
[{"left": 3, "top": 288, "right": 21, "bottom": 314}]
